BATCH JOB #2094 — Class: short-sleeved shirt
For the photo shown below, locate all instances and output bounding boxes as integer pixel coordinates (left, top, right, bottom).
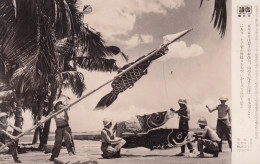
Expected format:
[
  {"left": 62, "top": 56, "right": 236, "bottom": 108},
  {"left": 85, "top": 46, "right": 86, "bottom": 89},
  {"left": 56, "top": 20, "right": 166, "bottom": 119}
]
[
  {"left": 54, "top": 111, "right": 69, "bottom": 127},
  {"left": 215, "top": 104, "right": 230, "bottom": 119},
  {"left": 101, "top": 128, "right": 114, "bottom": 143},
  {"left": 202, "top": 126, "right": 221, "bottom": 142}
]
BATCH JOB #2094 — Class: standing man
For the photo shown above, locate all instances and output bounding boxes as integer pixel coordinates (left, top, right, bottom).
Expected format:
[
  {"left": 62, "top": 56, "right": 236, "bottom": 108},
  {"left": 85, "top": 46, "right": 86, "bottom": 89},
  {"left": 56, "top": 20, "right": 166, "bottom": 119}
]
[
  {"left": 206, "top": 96, "right": 232, "bottom": 151},
  {"left": 0, "top": 112, "right": 22, "bottom": 163},
  {"left": 101, "top": 118, "right": 126, "bottom": 159},
  {"left": 196, "top": 117, "right": 221, "bottom": 158},
  {"left": 171, "top": 98, "right": 194, "bottom": 156},
  {"left": 49, "top": 101, "right": 75, "bottom": 161}
]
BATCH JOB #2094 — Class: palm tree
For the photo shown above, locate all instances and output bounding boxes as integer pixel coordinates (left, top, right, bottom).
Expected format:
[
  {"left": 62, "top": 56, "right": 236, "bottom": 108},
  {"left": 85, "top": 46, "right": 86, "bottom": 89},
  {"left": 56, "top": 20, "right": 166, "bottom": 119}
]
[{"left": 1, "top": 0, "right": 127, "bottom": 149}]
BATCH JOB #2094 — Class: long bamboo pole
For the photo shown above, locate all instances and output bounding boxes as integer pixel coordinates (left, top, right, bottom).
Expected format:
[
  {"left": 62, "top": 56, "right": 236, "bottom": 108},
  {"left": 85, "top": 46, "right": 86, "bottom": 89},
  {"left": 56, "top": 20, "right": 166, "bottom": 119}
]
[{"left": 0, "top": 28, "right": 192, "bottom": 151}]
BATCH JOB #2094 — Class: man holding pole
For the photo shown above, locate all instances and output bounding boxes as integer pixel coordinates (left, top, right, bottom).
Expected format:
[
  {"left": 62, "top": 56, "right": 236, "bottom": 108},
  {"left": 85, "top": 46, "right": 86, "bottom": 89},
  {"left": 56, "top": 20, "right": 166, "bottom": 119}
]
[
  {"left": 49, "top": 101, "right": 75, "bottom": 161},
  {"left": 206, "top": 96, "right": 232, "bottom": 151},
  {"left": 0, "top": 112, "right": 22, "bottom": 163}
]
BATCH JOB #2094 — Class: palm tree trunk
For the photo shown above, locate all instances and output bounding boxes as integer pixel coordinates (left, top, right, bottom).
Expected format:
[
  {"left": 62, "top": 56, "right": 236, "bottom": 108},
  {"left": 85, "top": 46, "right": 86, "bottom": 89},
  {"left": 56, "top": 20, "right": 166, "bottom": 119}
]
[
  {"left": 12, "top": 97, "right": 23, "bottom": 149},
  {"left": 38, "top": 83, "right": 57, "bottom": 150},
  {"left": 32, "top": 100, "right": 44, "bottom": 144},
  {"left": 32, "top": 125, "right": 42, "bottom": 144}
]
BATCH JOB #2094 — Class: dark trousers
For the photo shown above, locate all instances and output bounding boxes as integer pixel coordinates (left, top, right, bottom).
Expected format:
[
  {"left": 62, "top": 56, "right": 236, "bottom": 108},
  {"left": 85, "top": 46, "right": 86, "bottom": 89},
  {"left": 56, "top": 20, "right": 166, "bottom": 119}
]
[
  {"left": 197, "top": 138, "right": 219, "bottom": 154},
  {"left": 179, "top": 120, "right": 194, "bottom": 153},
  {"left": 0, "top": 137, "right": 19, "bottom": 161},
  {"left": 101, "top": 139, "right": 126, "bottom": 158},
  {"left": 217, "top": 119, "right": 232, "bottom": 150},
  {"left": 51, "top": 126, "right": 75, "bottom": 158},
  {"left": 181, "top": 142, "right": 194, "bottom": 153}
]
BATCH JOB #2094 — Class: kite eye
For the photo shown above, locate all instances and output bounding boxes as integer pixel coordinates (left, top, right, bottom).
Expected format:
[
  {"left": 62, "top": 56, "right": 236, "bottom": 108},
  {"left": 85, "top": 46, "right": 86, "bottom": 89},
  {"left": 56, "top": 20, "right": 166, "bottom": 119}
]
[{"left": 176, "top": 133, "right": 183, "bottom": 140}]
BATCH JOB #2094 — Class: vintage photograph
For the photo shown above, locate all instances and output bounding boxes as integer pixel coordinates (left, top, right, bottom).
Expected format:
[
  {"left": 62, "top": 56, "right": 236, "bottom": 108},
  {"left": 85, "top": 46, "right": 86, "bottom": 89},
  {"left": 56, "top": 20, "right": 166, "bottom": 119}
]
[{"left": 0, "top": 0, "right": 233, "bottom": 163}]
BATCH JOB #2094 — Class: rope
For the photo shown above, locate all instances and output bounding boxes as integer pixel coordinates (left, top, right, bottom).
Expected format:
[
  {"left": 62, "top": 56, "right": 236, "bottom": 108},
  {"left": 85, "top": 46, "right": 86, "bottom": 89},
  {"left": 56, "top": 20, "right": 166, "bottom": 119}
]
[
  {"left": 164, "top": 60, "right": 206, "bottom": 106},
  {"left": 162, "top": 62, "right": 171, "bottom": 108}
]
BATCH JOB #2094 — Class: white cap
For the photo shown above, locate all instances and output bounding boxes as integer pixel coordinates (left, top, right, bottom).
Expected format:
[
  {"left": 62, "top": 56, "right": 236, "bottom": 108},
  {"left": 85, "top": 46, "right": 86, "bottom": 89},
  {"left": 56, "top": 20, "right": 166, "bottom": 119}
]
[
  {"left": 103, "top": 118, "right": 112, "bottom": 127},
  {"left": 178, "top": 98, "right": 187, "bottom": 105},
  {"left": 0, "top": 112, "right": 8, "bottom": 118},
  {"left": 219, "top": 96, "right": 228, "bottom": 101},
  {"left": 197, "top": 117, "right": 207, "bottom": 126}
]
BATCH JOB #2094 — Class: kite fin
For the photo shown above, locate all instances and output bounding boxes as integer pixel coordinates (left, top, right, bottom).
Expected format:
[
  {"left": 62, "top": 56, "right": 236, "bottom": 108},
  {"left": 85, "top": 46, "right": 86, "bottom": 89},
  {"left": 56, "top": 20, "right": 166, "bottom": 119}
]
[{"left": 94, "top": 91, "right": 118, "bottom": 110}]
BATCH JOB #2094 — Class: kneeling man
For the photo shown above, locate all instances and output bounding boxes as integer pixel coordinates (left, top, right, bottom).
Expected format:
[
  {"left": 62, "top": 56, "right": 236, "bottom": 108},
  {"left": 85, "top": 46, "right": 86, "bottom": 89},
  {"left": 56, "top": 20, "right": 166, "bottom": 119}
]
[
  {"left": 196, "top": 117, "right": 220, "bottom": 158},
  {"left": 101, "top": 118, "right": 126, "bottom": 159}
]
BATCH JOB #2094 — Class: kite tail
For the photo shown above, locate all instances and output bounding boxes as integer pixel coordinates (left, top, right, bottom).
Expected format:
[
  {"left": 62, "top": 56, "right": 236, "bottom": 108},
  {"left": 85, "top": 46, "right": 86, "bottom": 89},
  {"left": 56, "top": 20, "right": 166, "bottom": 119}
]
[{"left": 94, "top": 91, "right": 118, "bottom": 110}]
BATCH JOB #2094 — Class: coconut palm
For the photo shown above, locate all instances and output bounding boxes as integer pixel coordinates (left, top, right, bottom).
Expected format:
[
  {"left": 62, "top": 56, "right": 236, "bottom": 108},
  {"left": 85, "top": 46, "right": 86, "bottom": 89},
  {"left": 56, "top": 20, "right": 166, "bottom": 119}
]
[{"left": 1, "top": 0, "right": 127, "bottom": 149}]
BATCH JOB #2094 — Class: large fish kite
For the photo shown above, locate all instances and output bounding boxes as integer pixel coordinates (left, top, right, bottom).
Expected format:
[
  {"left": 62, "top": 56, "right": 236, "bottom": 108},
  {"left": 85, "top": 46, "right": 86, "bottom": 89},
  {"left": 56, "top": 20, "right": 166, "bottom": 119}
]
[
  {"left": 113, "top": 110, "right": 195, "bottom": 150},
  {"left": 114, "top": 109, "right": 175, "bottom": 137},
  {"left": 94, "top": 29, "right": 192, "bottom": 110}
]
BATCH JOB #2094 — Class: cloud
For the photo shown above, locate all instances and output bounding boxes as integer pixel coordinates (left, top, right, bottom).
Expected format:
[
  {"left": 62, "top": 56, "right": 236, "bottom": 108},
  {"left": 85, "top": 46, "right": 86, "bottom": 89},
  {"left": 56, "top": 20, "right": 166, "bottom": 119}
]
[
  {"left": 84, "top": 0, "right": 185, "bottom": 38},
  {"left": 140, "top": 34, "right": 154, "bottom": 43},
  {"left": 161, "top": 41, "right": 204, "bottom": 60},
  {"left": 116, "top": 34, "right": 154, "bottom": 49}
]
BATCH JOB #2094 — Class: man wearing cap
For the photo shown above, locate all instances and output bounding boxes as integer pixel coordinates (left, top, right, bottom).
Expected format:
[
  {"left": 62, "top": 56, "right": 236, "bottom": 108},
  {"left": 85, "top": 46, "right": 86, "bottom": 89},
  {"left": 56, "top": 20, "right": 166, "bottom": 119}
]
[
  {"left": 206, "top": 96, "right": 232, "bottom": 151},
  {"left": 171, "top": 98, "right": 194, "bottom": 156},
  {"left": 101, "top": 118, "right": 126, "bottom": 159},
  {"left": 49, "top": 101, "right": 75, "bottom": 161},
  {"left": 0, "top": 112, "right": 22, "bottom": 163},
  {"left": 196, "top": 117, "right": 221, "bottom": 158}
]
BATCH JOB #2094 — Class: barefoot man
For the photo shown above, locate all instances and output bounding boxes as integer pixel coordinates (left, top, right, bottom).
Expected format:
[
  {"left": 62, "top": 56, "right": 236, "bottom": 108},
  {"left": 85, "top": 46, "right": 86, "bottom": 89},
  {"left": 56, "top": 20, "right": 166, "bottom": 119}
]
[{"left": 206, "top": 96, "right": 232, "bottom": 151}]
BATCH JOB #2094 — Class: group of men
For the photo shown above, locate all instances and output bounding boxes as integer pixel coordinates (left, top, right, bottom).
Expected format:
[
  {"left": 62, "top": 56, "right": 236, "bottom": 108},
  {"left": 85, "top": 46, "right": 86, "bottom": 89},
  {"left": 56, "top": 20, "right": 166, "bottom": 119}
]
[
  {"left": 0, "top": 100, "right": 75, "bottom": 163},
  {"left": 171, "top": 96, "right": 232, "bottom": 158},
  {"left": 100, "top": 96, "right": 232, "bottom": 159},
  {"left": 0, "top": 96, "right": 231, "bottom": 162}
]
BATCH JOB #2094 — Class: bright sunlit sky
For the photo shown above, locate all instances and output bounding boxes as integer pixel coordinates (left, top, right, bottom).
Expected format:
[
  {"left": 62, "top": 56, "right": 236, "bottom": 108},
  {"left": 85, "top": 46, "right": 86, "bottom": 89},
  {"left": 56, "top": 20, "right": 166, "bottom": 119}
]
[{"left": 17, "top": 0, "right": 231, "bottom": 133}]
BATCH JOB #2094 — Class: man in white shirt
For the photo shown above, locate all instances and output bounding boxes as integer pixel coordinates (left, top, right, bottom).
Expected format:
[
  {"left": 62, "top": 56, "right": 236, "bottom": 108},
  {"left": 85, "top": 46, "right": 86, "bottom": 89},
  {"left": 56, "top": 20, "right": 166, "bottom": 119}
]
[{"left": 100, "top": 118, "right": 126, "bottom": 159}]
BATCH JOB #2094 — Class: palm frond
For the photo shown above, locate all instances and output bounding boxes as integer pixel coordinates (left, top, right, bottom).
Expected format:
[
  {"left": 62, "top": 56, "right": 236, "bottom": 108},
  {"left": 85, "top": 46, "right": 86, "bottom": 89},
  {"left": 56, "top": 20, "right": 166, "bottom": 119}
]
[
  {"left": 77, "top": 57, "right": 119, "bottom": 72},
  {"left": 0, "top": 0, "right": 16, "bottom": 51},
  {"left": 200, "top": 0, "right": 227, "bottom": 38},
  {"left": 55, "top": 38, "right": 74, "bottom": 57},
  {"left": 200, "top": 0, "right": 204, "bottom": 7},
  {"left": 0, "top": 100, "right": 15, "bottom": 115},
  {"left": 82, "top": 5, "right": 92, "bottom": 14},
  {"left": 56, "top": 71, "right": 86, "bottom": 97},
  {"left": 211, "top": 0, "right": 227, "bottom": 38},
  {"left": 64, "top": 1, "right": 128, "bottom": 62},
  {"left": 0, "top": 85, "right": 11, "bottom": 91},
  {"left": 55, "top": 0, "right": 73, "bottom": 39},
  {"left": 0, "top": 90, "right": 15, "bottom": 115},
  {"left": 0, "top": 90, "right": 13, "bottom": 100},
  {"left": 10, "top": 61, "right": 41, "bottom": 92},
  {"left": 1, "top": 0, "right": 62, "bottom": 93}
]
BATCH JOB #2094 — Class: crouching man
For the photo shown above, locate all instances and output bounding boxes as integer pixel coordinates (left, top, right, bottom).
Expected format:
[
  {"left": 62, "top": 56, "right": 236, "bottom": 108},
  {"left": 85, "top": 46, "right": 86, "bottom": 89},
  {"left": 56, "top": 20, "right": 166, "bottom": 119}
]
[
  {"left": 0, "top": 112, "right": 22, "bottom": 163},
  {"left": 101, "top": 118, "right": 126, "bottom": 159},
  {"left": 196, "top": 117, "right": 220, "bottom": 158}
]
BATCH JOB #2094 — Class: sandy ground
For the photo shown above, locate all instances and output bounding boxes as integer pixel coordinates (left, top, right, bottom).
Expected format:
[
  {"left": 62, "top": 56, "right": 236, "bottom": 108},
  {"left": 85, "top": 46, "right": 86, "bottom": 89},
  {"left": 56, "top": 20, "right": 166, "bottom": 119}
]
[{"left": 0, "top": 139, "right": 231, "bottom": 164}]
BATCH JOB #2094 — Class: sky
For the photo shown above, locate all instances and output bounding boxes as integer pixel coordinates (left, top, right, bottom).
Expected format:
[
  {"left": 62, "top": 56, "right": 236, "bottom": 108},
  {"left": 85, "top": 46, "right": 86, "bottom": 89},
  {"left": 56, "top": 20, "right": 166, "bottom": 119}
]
[{"left": 16, "top": 0, "right": 231, "bottom": 133}]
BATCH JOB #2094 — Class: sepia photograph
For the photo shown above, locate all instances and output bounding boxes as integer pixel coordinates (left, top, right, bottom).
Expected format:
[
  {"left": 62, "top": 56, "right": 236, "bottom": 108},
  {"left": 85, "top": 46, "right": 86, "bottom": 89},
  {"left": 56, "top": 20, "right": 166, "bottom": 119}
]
[{"left": 2, "top": 0, "right": 254, "bottom": 163}]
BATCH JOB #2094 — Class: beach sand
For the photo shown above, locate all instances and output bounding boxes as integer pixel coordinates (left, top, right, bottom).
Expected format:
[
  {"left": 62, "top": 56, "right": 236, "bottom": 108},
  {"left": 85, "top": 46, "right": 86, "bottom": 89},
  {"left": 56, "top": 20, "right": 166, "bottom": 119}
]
[{"left": 0, "top": 137, "right": 231, "bottom": 164}]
